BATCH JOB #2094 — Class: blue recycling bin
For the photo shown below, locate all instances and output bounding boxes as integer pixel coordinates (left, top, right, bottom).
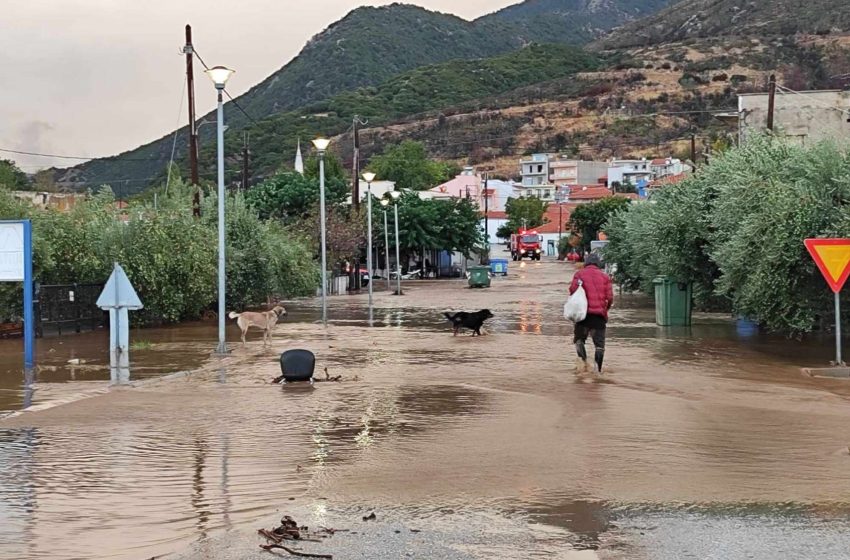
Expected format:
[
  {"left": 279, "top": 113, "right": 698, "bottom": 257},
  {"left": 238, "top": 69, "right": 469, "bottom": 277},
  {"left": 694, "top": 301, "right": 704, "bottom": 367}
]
[{"left": 490, "top": 259, "right": 509, "bottom": 276}]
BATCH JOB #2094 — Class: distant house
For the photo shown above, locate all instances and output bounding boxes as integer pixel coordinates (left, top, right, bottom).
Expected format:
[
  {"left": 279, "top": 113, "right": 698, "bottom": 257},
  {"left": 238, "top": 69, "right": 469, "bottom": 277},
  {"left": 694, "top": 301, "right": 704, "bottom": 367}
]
[
  {"left": 428, "top": 169, "right": 513, "bottom": 245},
  {"left": 563, "top": 185, "right": 613, "bottom": 204},
  {"left": 549, "top": 159, "right": 609, "bottom": 189},
  {"left": 427, "top": 167, "right": 482, "bottom": 201},
  {"left": 515, "top": 155, "right": 609, "bottom": 202},
  {"left": 608, "top": 158, "right": 652, "bottom": 187},
  {"left": 650, "top": 158, "right": 688, "bottom": 179},
  {"left": 349, "top": 179, "right": 397, "bottom": 204},
  {"left": 519, "top": 153, "right": 552, "bottom": 187},
  {"left": 13, "top": 191, "right": 85, "bottom": 212}
]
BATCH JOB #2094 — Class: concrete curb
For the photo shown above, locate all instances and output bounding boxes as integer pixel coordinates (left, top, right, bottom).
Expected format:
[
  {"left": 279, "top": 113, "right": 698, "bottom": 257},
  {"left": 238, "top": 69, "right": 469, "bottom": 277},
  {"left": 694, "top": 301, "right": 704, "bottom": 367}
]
[{"left": 802, "top": 367, "right": 850, "bottom": 378}]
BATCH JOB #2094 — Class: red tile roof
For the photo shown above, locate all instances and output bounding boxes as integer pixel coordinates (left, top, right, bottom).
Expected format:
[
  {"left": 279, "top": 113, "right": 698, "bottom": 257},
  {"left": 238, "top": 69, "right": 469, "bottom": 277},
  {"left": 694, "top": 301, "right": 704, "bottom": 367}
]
[
  {"left": 485, "top": 211, "right": 508, "bottom": 220},
  {"left": 542, "top": 203, "right": 575, "bottom": 225},
  {"left": 535, "top": 221, "right": 568, "bottom": 234},
  {"left": 650, "top": 173, "right": 688, "bottom": 187},
  {"left": 567, "top": 185, "right": 613, "bottom": 200},
  {"left": 651, "top": 158, "right": 669, "bottom": 165}
]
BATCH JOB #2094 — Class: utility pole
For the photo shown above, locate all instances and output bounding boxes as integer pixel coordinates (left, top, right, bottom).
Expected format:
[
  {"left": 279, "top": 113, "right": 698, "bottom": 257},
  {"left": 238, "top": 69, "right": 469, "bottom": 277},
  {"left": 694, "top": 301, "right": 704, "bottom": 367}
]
[
  {"left": 351, "top": 116, "right": 361, "bottom": 292},
  {"left": 352, "top": 116, "right": 360, "bottom": 210},
  {"left": 767, "top": 74, "right": 776, "bottom": 131},
  {"left": 184, "top": 24, "right": 201, "bottom": 217},
  {"left": 241, "top": 133, "right": 250, "bottom": 190},
  {"left": 484, "top": 171, "right": 489, "bottom": 249},
  {"left": 690, "top": 134, "right": 697, "bottom": 167}
]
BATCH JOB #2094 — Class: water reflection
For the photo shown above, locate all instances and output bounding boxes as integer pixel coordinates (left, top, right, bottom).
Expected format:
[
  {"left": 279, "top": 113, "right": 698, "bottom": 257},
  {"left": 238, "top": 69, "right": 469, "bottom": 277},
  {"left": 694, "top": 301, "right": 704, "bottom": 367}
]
[
  {"left": 191, "top": 437, "right": 210, "bottom": 537},
  {"left": 0, "top": 428, "right": 38, "bottom": 559}
]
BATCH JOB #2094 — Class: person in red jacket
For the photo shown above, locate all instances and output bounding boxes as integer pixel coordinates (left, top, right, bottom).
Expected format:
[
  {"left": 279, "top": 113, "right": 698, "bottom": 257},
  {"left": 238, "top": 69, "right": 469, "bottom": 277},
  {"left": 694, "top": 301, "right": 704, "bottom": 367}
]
[{"left": 569, "top": 252, "right": 614, "bottom": 374}]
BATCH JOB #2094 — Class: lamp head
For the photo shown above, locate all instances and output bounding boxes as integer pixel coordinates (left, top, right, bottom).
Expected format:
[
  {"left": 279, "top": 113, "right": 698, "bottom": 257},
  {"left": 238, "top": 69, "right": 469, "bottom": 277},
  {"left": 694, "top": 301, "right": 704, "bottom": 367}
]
[
  {"left": 205, "top": 66, "right": 235, "bottom": 89},
  {"left": 389, "top": 190, "right": 401, "bottom": 200},
  {"left": 361, "top": 172, "right": 376, "bottom": 183},
  {"left": 312, "top": 138, "right": 331, "bottom": 153},
  {"left": 380, "top": 198, "right": 390, "bottom": 208}
]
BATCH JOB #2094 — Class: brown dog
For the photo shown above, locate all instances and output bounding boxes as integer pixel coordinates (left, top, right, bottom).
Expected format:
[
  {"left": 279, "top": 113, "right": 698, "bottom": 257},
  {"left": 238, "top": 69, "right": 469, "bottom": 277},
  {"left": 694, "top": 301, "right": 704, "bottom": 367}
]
[{"left": 228, "top": 305, "right": 287, "bottom": 345}]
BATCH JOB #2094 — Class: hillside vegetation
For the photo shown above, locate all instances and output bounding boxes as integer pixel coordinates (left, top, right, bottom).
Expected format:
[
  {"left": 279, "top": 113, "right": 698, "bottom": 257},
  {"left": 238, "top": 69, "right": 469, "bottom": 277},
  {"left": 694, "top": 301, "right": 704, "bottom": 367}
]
[
  {"left": 485, "top": 0, "right": 673, "bottom": 44},
  {"left": 53, "top": 0, "right": 671, "bottom": 192},
  {"left": 594, "top": 0, "right": 850, "bottom": 49},
  {"left": 193, "top": 43, "right": 598, "bottom": 183}
]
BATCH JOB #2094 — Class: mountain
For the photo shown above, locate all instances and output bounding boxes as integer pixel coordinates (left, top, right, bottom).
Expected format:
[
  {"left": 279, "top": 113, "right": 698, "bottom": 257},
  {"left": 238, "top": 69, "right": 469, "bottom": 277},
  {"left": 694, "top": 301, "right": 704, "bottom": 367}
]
[
  {"left": 54, "top": 0, "right": 673, "bottom": 193},
  {"left": 192, "top": 43, "right": 600, "bottom": 181},
  {"left": 593, "top": 0, "right": 850, "bottom": 50},
  {"left": 484, "top": 0, "right": 673, "bottom": 44}
]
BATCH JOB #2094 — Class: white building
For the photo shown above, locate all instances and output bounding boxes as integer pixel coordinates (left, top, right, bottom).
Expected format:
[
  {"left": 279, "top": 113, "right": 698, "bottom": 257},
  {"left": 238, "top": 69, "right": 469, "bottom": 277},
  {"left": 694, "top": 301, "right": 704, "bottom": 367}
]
[
  {"left": 738, "top": 89, "right": 850, "bottom": 145},
  {"left": 650, "top": 158, "right": 689, "bottom": 179},
  {"left": 608, "top": 158, "right": 652, "bottom": 187},
  {"left": 349, "top": 180, "right": 397, "bottom": 204},
  {"left": 519, "top": 154, "right": 553, "bottom": 187},
  {"left": 483, "top": 179, "right": 514, "bottom": 213}
]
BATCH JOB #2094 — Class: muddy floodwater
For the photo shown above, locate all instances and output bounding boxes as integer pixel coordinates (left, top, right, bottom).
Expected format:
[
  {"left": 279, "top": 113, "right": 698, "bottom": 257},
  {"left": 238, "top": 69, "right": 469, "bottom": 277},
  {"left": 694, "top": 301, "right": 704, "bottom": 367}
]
[{"left": 4, "top": 258, "right": 850, "bottom": 559}]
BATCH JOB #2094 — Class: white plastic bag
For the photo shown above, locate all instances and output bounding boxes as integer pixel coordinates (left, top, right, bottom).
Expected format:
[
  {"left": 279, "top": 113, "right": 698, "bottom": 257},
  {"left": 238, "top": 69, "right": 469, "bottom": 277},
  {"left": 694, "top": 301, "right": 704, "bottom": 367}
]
[{"left": 564, "top": 281, "right": 588, "bottom": 323}]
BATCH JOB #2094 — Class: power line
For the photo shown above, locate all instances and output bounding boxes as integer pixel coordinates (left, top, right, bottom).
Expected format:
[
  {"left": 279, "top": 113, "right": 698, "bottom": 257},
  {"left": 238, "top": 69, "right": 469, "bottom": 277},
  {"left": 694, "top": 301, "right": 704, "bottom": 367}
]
[
  {"left": 166, "top": 75, "right": 188, "bottom": 195},
  {"left": 0, "top": 147, "right": 160, "bottom": 162},
  {"left": 775, "top": 85, "right": 850, "bottom": 116},
  {"left": 192, "top": 48, "right": 258, "bottom": 125}
]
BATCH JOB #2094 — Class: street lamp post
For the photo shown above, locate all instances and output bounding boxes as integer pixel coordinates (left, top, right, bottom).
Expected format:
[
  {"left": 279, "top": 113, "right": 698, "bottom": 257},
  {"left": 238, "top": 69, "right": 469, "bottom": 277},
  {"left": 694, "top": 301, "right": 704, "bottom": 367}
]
[
  {"left": 362, "top": 172, "right": 376, "bottom": 315},
  {"left": 390, "top": 190, "right": 402, "bottom": 295},
  {"left": 312, "top": 138, "right": 331, "bottom": 325},
  {"left": 381, "top": 199, "right": 391, "bottom": 291},
  {"left": 205, "top": 65, "right": 235, "bottom": 355}
]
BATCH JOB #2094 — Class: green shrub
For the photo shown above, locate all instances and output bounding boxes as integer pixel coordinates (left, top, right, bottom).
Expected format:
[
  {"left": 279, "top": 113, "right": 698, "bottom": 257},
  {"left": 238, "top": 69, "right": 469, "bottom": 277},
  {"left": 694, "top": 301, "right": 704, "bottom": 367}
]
[{"left": 604, "top": 135, "right": 850, "bottom": 334}]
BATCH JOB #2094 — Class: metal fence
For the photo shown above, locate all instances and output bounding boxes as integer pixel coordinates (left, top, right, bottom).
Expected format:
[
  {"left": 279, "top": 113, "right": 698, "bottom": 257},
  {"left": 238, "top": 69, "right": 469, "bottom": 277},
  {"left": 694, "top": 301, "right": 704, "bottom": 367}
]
[{"left": 35, "top": 283, "right": 106, "bottom": 337}]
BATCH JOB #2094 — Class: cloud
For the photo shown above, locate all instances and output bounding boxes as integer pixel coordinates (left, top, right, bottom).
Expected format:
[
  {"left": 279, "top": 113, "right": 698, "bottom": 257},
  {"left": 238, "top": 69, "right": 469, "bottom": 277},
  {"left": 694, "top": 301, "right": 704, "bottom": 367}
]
[{"left": 16, "top": 121, "right": 55, "bottom": 151}]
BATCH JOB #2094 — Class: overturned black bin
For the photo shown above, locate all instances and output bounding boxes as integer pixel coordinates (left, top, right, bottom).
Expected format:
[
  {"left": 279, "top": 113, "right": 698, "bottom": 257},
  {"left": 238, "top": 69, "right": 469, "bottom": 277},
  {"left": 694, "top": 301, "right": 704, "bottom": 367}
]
[{"left": 279, "top": 349, "right": 316, "bottom": 383}]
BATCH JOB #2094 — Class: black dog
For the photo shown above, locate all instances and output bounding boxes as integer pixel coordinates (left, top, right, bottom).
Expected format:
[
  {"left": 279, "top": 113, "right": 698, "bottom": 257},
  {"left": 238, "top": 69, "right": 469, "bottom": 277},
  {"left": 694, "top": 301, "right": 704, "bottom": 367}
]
[{"left": 443, "top": 309, "right": 494, "bottom": 337}]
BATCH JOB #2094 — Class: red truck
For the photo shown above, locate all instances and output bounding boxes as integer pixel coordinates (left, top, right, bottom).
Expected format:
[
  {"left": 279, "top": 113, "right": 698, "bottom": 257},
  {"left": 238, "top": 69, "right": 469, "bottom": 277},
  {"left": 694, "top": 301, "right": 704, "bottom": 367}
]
[{"left": 510, "top": 230, "right": 543, "bottom": 261}]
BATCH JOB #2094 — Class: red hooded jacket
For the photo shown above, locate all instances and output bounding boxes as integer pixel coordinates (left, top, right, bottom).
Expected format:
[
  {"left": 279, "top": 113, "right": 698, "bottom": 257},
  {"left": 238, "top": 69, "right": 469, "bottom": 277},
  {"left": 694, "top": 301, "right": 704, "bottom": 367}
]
[{"left": 569, "top": 264, "right": 614, "bottom": 320}]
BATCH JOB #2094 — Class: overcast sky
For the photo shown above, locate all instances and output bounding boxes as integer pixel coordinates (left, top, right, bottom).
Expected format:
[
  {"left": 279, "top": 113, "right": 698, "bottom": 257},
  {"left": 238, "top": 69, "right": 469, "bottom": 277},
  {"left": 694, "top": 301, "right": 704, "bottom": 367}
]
[{"left": 1, "top": 0, "right": 518, "bottom": 172}]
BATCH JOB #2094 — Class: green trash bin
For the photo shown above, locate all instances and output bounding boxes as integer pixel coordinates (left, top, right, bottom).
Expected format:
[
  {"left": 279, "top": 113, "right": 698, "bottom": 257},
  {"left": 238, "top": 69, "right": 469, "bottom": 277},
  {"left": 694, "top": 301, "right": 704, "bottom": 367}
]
[
  {"left": 468, "top": 266, "right": 491, "bottom": 289},
  {"left": 653, "top": 276, "right": 692, "bottom": 326}
]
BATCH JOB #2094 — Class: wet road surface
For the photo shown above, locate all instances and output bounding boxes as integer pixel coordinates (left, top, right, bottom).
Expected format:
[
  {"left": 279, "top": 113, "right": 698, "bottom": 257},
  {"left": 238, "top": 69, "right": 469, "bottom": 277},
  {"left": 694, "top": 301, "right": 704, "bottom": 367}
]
[{"left": 3, "top": 258, "right": 850, "bottom": 559}]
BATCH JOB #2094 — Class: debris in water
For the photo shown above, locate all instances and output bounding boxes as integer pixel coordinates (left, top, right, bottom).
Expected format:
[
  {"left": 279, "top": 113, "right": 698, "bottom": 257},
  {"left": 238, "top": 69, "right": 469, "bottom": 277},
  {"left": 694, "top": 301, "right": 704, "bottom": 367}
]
[
  {"left": 316, "top": 367, "right": 342, "bottom": 383},
  {"left": 259, "top": 544, "right": 332, "bottom": 559},
  {"left": 362, "top": 512, "right": 377, "bottom": 522},
  {"left": 258, "top": 515, "right": 339, "bottom": 559}
]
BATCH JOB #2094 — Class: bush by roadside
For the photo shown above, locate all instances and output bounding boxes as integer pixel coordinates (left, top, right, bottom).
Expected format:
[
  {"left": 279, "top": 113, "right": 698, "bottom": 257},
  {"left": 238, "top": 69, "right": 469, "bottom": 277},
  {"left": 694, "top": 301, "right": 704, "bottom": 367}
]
[
  {"left": 0, "top": 180, "right": 318, "bottom": 326},
  {"left": 604, "top": 135, "right": 850, "bottom": 335}
]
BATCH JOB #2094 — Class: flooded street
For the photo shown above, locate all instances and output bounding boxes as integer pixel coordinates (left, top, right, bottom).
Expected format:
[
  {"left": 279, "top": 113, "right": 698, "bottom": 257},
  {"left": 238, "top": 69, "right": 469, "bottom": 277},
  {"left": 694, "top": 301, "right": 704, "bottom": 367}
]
[{"left": 4, "top": 258, "right": 850, "bottom": 559}]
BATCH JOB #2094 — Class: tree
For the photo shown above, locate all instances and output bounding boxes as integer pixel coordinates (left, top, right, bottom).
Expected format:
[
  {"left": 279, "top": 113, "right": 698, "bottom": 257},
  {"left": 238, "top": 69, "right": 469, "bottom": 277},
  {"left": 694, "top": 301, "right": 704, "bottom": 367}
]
[
  {"left": 246, "top": 171, "right": 348, "bottom": 222},
  {"left": 569, "top": 197, "right": 630, "bottom": 250},
  {"left": 369, "top": 141, "right": 456, "bottom": 191},
  {"left": 304, "top": 152, "right": 348, "bottom": 184},
  {"left": 438, "top": 197, "right": 484, "bottom": 258},
  {"left": 503, "top": 196, "right": 549, "bottom": 234},
  {"left": 372, "top": 192, "right": 482, "bottom": 263},
  {"left": 0, "top": 159, "right": 29, "bottom": 190}
]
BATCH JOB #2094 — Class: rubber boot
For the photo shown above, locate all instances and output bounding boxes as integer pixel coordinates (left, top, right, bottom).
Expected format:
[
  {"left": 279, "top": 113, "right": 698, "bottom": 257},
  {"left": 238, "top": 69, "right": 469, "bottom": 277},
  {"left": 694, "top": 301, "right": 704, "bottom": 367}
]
[{"left": 594, "top": 348, "right": 605, "bottom": 374}]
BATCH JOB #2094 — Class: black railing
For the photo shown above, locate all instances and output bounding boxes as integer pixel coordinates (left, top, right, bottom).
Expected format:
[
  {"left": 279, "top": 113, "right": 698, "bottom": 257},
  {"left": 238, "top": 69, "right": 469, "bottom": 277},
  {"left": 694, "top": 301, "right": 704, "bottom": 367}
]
[{"left": 35, "top": 283, "right": 106, "bottom": 337}]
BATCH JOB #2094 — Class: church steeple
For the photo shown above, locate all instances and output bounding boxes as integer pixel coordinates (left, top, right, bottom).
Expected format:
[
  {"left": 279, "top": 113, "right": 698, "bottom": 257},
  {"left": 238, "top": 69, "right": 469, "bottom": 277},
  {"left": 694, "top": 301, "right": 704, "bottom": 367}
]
[{"left": 294, "top": 139, "right": 304, "bottom": 175}]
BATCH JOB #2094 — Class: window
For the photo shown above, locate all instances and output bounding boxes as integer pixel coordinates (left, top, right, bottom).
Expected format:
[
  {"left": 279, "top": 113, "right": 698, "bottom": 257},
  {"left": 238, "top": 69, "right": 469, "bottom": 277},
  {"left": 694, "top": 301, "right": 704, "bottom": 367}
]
[
  {"left": 537, "top": 165, "right": 543, "bottom": 173},
  {"left": 543, "top": 190, "right": 550, "bottom": 199}
]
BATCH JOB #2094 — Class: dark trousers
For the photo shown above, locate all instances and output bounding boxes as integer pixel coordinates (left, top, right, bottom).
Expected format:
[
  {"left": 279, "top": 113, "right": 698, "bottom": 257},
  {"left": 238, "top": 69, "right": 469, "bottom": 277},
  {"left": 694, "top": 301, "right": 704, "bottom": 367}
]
[{"left": 574, "top": 313, "right": 607, "bottom": 371}]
